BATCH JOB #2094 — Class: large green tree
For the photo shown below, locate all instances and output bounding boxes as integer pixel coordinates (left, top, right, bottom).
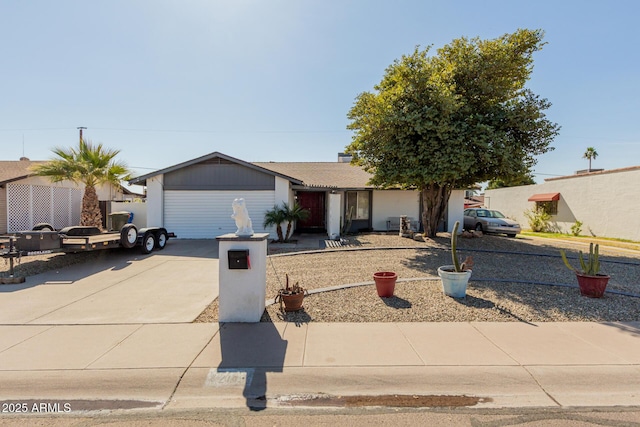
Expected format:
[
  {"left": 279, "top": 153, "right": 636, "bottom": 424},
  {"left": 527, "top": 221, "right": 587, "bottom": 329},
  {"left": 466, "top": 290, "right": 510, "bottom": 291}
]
[
  {"left": 31, "top": 139, "right": 131, "bottom": 229},
  {"left": 346, "top": 29, "right": 560, "bottom": 237}
]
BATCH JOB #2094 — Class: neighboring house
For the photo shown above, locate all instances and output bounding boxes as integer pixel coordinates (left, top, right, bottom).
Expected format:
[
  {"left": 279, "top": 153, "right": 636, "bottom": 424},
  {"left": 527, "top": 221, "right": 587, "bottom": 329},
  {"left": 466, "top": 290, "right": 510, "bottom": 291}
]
[
  {"left": 129, "top": 151, "right": 465, "bottom": 239},
  {"left": 0, "top": 158, "right": 125, "bottom": 234},
  {"left": 464, "top": 189, "right": 484, "bottom": 209},
  {"left": 122, "top": 185, "right": 145, "bottom": 202},
  {"left": 484, "top": 166, "right": 640, "bottom": 241}
]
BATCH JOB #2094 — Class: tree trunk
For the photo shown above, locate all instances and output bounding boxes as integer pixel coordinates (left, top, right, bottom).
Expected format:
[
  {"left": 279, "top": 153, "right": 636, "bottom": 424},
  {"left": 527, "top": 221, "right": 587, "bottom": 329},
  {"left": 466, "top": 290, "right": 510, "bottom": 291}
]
[
  {"left": 284, "top": 222, "right": 293, "bottom": 242},
  {"left": 276, "top": 225, "right": 284, "bottom": 242},
  {"left": 80, "top": 185, "right": 103, "bottom": 229},
  {"left": 421, "top": 184, "right": 452, "bottom": 238}
]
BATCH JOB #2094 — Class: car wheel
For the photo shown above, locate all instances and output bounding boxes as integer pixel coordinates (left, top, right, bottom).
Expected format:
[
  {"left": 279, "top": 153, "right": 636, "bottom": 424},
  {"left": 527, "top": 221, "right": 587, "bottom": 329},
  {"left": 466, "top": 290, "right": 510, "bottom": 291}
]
[
  {"left": 141, "top": 232, "right": 156, "bottom": 254},
  {"left": 475, "top": 223, "right": 484, "bottom": 232},
  {"left": 507, "top": 234, "right": 517, "bottom": 238}
]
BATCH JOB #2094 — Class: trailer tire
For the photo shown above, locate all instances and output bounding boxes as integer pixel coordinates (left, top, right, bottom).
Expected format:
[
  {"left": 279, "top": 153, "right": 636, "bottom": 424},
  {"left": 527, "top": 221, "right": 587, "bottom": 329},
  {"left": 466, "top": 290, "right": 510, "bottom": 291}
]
[
  {"left": 141, "top": 232, "right": 156, "bottom": 254},
  {"left": 120, "top": 224, "right": 138, "bottom": 249},
  {"left": 33, "top": 223, "right": 54, "bottom": 231},
  {"left": 155, "top": 230, "right": 168, "bottom": 250}
]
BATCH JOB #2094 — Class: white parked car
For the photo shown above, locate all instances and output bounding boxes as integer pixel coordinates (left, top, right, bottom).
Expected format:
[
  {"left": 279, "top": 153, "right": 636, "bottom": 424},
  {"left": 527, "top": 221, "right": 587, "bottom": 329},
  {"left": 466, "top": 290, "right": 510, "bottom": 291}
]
[{"left": 463, "top": 208, "right": 521, "bottom": 237}]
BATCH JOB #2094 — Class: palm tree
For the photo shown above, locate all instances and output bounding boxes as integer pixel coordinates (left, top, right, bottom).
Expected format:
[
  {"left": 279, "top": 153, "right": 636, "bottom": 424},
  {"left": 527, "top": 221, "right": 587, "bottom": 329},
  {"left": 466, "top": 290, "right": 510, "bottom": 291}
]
[
  {"left": 583, "top": 147, "right": 598, "bottom": 171},
  {"left": 282, "top": 202, "right": 310, "bottom": 242},
  {"left": 31, "top": 139, "right": 131, "bottom": 229},
  {"left": 263, "top": 205, "right": 287, "bottom": 242}
]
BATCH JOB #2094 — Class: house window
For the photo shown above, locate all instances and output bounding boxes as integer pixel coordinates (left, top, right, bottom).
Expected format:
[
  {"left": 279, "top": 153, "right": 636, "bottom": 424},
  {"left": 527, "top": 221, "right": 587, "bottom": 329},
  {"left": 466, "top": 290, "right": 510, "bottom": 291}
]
[
  {"left": 536, "top": 200, "right": 558, "bottom": 215},
  {"left": 346, "top": 191, "right": 370, "bottom": 220}
]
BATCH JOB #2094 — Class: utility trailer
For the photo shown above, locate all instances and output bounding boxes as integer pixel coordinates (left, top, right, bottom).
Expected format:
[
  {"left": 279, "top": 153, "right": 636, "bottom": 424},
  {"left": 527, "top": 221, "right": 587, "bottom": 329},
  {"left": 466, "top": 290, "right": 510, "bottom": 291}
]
[{"left": 1, "top": 223, "right": 175, "bottom": 283}]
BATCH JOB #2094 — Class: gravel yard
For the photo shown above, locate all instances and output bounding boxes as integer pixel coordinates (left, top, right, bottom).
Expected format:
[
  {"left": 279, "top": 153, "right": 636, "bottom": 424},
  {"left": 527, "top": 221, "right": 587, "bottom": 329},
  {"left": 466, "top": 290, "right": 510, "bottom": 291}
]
[
  {"left": 196, "top": 232, "right": 640, "bottom": 323},
  {"left": 4, "top": 232, "right": 639, "bottom": 324}
]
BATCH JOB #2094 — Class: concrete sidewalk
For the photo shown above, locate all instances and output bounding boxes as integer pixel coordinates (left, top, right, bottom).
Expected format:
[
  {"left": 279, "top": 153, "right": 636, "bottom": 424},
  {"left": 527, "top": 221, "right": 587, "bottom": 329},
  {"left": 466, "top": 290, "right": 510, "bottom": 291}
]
[
  {"left": 1, "top": 239, "right": 639, "bottom": 413},
  {"left": 1, "top": 321, "right": 639, "bottom": 412}
]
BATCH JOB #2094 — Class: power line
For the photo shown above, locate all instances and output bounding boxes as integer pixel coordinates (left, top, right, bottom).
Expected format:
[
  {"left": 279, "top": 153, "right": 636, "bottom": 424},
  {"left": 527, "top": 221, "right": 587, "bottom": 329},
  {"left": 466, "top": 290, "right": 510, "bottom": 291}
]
[
  {"left": 90, "top": 127, "right": 349, "bottom": 134},
  {"left": 0, "top": 126, "right": 349, "bottom": 134}
]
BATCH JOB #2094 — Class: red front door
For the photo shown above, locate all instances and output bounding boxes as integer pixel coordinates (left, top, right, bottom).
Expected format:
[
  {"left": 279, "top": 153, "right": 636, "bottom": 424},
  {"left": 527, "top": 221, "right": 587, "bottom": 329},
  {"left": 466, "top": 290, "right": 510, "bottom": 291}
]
[{"left": 296, "top": 192, "right": 325, "bottom": 231}]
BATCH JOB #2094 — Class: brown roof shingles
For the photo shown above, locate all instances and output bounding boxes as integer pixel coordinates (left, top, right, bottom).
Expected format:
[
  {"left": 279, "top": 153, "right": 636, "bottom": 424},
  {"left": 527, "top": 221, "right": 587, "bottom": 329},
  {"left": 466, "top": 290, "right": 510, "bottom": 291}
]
[
  {"left": 252, "top": 162, "right": 374, "bottom": 189},
  {"left": 0, "top": 160, "right": 44, "bottom": 185}
]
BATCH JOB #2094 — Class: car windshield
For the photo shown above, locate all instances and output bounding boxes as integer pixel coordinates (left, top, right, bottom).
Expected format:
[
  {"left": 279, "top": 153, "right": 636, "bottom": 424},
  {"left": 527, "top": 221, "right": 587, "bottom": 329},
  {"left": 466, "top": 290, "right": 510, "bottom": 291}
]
[{"left": 490, "top": 210, "right": 505, "bottom": 218}]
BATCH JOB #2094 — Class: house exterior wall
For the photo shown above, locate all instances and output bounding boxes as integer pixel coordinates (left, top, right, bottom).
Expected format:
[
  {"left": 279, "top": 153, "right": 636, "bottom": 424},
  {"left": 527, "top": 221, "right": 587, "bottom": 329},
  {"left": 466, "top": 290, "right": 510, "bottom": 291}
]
[
  {"left": 95, "top": 184, "right": 124, "bottom": 201},
  {"left": 372, "top": 190, "right": 420, "bottom": 231},
  {"left": 447, "top": 190, "right": 466, "bottom": 233},
  {"left": 274, "top": 176, "right": 291, "bottom": 207},
  {"left": 485, "top": 168, "right": 640, "bottom": 241},
  {"left": 146, "top": 175, "right": 164, "bottom": 228},
  {"left": 110, "top": 201, "right": 147, "bottom": 230}
]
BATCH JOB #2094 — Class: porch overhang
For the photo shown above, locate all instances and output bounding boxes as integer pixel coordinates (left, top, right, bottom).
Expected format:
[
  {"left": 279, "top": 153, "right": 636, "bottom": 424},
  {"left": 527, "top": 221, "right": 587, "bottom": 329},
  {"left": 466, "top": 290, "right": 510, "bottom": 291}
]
[{"left": 528, "top": 192, "right": 560, "bottom": 202}]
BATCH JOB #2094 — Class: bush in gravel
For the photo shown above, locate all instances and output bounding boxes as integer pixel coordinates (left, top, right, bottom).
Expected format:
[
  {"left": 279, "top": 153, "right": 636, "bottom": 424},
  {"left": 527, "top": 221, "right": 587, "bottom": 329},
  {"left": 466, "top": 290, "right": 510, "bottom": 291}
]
[
  {"left": 524, "top": 207, "right": 551, "bottom": 232},
  {"left": 571, "top": 220, "right": 583, "bottom": 236}
]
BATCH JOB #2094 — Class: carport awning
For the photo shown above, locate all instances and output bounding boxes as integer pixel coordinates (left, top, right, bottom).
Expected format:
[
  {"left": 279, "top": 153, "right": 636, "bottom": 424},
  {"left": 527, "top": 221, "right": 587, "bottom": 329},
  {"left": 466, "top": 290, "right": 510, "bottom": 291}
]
[{"left": 528, "top": 192, "right": 560, "bottom": 202}]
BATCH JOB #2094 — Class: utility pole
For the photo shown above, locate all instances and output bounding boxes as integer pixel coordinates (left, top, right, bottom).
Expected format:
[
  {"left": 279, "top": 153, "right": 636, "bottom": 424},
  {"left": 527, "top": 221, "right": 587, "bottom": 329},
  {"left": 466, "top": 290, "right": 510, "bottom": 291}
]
[{"left": 77, "top": 126, "right": 87, "bottom": 143}]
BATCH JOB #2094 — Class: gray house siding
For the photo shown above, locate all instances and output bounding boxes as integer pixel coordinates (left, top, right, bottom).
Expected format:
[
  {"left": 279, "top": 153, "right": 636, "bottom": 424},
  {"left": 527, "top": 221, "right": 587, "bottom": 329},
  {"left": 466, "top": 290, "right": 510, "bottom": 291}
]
[{"left": 164, "top": 159, "right": 275, "bottom": 191}]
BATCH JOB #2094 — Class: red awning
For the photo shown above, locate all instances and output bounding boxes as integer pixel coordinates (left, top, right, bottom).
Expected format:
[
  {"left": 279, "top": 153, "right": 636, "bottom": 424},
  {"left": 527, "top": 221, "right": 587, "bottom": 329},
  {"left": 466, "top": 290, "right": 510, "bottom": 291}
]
[{"left": 528, "top": 192, "right": 560, "bottom": 202}]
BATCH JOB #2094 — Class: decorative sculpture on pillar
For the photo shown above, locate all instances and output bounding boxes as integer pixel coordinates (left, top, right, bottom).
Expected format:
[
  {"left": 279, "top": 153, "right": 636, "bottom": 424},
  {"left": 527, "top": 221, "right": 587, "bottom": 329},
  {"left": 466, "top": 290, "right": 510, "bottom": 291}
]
[{"left": 232, "top": 198, "right": 254, "bottom": 236}]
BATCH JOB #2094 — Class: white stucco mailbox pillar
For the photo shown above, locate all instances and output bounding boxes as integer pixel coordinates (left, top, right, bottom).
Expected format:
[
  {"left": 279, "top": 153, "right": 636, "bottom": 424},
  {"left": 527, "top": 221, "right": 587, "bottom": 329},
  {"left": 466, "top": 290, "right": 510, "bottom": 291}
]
[{"left": 216, "top": 233, "right": 269, "bottom": 323}]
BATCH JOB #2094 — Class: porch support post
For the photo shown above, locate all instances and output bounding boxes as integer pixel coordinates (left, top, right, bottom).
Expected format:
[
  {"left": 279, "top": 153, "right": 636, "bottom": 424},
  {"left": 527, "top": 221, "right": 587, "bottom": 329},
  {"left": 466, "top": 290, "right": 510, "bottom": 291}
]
[{"left": 327, "top": 192, "right": 342, "bottom": 239}]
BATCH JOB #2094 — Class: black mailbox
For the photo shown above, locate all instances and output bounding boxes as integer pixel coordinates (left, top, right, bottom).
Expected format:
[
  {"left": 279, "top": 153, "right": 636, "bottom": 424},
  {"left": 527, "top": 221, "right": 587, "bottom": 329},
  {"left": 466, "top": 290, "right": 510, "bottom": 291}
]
[{"left": 228, "top": 249, "right": 250, "bottom": 269}]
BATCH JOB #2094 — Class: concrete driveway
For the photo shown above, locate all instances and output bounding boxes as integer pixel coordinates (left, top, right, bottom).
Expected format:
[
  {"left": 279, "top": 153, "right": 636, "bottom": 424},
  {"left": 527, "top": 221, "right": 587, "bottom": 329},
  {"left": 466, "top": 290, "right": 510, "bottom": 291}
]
[{"left": 0, "top": 240, "right": 219, "bottom": 325}]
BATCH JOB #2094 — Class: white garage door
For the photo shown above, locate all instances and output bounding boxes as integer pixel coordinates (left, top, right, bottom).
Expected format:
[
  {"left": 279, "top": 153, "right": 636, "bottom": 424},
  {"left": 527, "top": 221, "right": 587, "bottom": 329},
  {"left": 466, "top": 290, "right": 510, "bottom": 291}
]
[{"left": 164, "top": 190, "right": 275, "bottom": 239}]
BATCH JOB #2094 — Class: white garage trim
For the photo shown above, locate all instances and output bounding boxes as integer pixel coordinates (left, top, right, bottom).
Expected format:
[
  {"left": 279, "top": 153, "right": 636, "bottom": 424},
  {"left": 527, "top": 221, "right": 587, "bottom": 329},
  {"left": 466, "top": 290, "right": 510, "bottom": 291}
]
[{"left": 164, "top": 190, "right": 276, "bottom": 239}]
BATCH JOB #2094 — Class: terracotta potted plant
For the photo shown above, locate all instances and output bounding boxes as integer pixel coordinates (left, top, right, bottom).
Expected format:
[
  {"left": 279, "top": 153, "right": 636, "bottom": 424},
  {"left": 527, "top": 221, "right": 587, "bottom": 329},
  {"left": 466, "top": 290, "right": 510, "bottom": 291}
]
[
  {"left": 275, "top": 274, "right": 307, "bottom": 312},
  {"left": 437, "top": 221, "right": 473, "bottom": 298},
  {"left": 560, "top": 243, "right": 609, "bottom": 298},
  {"left": 373, "top": 271, "right": 398, "bottom": 298}
]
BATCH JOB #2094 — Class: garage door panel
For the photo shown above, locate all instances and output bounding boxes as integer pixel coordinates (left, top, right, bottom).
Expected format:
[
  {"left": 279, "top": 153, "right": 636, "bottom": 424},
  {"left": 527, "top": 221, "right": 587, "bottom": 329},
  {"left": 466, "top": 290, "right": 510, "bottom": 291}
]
[{"left": 164, "top": 191, "right": 275, "bottom": 239}]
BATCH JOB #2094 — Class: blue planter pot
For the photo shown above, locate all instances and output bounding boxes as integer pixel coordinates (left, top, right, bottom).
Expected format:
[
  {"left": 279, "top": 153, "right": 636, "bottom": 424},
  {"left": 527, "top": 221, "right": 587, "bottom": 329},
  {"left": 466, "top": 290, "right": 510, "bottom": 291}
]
[{"left": 437, "top": 266, "right": 472, "bottom": 298}]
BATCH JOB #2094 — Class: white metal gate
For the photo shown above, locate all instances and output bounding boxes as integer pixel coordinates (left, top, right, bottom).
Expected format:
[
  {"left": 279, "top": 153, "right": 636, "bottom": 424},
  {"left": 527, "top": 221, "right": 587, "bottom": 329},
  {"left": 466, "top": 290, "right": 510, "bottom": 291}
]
[
  {"left": 164, "top": 190, "right": 275, "bottom": 238},
  {"left": 7, "top": 183, "right": 82, "bottom": 232}
]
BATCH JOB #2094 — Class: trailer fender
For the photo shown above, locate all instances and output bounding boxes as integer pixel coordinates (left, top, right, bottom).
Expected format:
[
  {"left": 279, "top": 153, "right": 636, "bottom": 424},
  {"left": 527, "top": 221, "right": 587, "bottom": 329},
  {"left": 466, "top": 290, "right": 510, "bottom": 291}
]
[{"left": 32, "top": 223, "right": 54, "bottom": 231}]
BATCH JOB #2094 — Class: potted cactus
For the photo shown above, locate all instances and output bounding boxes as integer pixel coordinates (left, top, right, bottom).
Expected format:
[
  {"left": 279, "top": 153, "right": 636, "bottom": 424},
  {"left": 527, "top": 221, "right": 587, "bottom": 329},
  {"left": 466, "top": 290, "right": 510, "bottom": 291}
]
[
  {"left": 560, "top": 243, "right": 610, "bottom": 298},
  {"left": 437, "top": 221, "right": 474, "bottom": 298},
  {"left": 275, "top": 274, "right": 307, "bottom": 312}
]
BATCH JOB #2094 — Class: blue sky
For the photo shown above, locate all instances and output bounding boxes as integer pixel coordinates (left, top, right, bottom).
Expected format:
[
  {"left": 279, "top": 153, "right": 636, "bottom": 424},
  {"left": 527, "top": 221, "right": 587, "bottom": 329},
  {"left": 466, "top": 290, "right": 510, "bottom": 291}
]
[{"left": 2, "top": 0, "right": 639, "bottom": 184}]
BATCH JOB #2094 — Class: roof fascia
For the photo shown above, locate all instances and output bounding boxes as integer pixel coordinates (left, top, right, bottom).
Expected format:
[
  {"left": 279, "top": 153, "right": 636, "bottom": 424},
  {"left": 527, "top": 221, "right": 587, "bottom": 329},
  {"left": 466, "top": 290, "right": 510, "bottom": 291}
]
[
  {"left": 0, "top": 174, "right": 32, "bottom": 186},
  {"left": 129, "top": 152, "right": 303, "bottom": 186}
]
